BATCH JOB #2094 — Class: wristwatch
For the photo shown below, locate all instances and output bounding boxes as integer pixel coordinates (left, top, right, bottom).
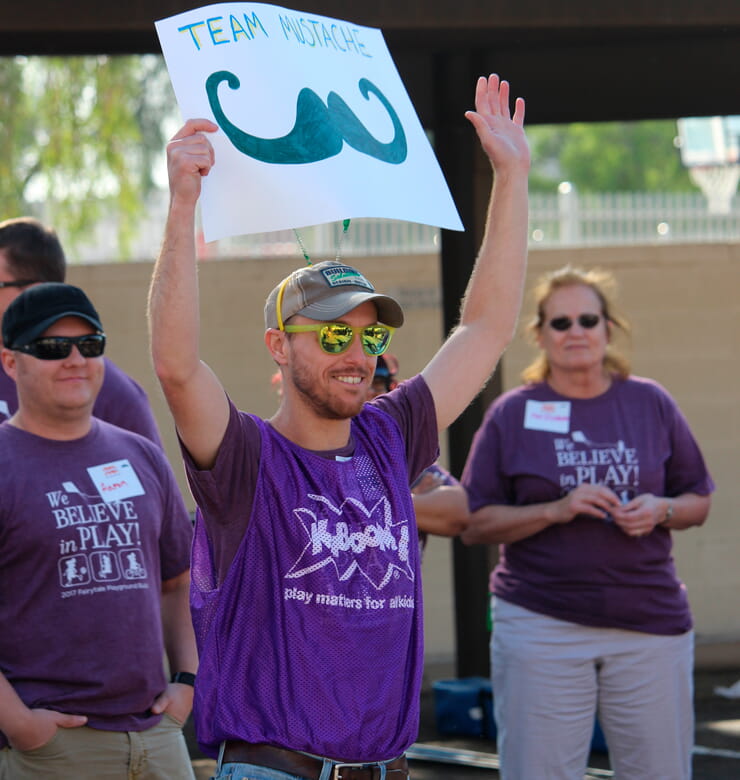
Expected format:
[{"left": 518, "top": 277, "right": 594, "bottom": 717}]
[
  {"left": 660, "top": 501, "right": 674, "bottom": 526},
  {"left": 170, "top": 671, "right": 196, "bottom": 686}
]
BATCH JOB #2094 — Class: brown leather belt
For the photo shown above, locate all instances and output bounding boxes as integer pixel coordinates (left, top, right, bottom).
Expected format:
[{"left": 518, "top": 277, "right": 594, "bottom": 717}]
[{"left": 221, "top": 741, "right": 409, "bottom": 779}]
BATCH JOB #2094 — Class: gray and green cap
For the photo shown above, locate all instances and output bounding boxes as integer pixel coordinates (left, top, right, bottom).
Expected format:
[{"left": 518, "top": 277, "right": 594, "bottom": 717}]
[{"left": 265, "top": 260, "right": 404, "bottom": 330}]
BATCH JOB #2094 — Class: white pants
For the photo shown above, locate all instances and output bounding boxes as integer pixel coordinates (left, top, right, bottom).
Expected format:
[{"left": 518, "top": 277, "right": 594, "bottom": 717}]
[{"left": 491, "top": 598, "right": 694, "bottom": 780}]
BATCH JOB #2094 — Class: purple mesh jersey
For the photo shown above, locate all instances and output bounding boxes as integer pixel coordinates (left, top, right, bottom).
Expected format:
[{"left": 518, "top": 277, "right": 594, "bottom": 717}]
[{"left": 188, "top": 377, "right": 438, "bottom": 761}]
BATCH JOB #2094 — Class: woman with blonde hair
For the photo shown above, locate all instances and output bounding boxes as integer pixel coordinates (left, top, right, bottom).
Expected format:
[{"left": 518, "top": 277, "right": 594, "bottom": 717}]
[{"left": 461, "top": 265, "right": 714, "bottom": 779}]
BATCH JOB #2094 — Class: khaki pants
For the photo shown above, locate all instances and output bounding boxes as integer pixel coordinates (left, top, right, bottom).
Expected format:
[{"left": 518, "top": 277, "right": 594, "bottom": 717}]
[
  {"left": 491, "top": 598, "right": 694, "bottom": 780},
  {"left": 0, "top": 713, "right": 195, "bottom": 780}
]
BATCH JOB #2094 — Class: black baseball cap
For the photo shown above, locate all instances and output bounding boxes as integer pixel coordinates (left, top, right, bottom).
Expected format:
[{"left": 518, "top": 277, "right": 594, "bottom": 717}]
[{"left": 2, "top": 282, "right": 104, "bottom": 349}]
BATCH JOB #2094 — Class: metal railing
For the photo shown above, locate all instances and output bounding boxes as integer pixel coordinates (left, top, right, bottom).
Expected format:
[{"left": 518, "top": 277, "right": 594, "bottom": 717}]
[
  {"left": 529, "top": 189, "right": 740, "bottom": 247},
  {"left": 70, "top": 189, "right": 739, "bottom": 263},
  {"left": 208, "top": 191, "right": 738, "bottom": 258},
  {"left": 208, "top": 219, "right": 441, "bottom": 260}
]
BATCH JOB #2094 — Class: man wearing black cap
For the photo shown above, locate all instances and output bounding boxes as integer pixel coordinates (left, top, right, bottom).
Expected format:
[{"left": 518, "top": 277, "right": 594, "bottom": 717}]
[
  {"left": 149, "top": 74, "right": 529, "bottom": 778},
  {"left": 0, "top": 283, "right": 197, "bottom": 779},
  {"left": 0, "top": 217, "right": 163, "bottom": 444}
]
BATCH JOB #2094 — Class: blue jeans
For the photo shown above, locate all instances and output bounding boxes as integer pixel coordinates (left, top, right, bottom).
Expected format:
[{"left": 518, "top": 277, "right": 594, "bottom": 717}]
[
  {"left": 212, "top": 757, "right": 403, "bottom": 780},
  {"left": 212, "top": 762, "right": 306, "bottom": 780}
]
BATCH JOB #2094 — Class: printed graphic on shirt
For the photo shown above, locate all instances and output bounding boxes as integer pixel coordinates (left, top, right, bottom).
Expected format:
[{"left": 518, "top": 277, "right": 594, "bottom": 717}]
[
  {"left": 285, "top": 494, "right": 414, "bottom": 591},
  {"left": 554, "top": 429, "right": 638, "bottom": 507},
  {"left": 45, "top": 475, "right": 148, "bottom": 600}
]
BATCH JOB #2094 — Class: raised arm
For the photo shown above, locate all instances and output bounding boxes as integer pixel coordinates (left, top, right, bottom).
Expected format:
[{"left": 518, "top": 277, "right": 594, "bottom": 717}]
[
  {"left": 148, "top": 119, "right": 230, "bottom": 469},
  {"left": 422, "top": 74, "right": 530, "bottom": 431}
]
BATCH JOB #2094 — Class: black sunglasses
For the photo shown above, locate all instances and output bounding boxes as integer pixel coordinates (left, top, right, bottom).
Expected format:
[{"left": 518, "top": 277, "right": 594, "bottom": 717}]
[
  {"left": 15, "top": 333, "right": 106, "bottom": 360},
  {"left": 0, "top": 279, "right": 40, "bottom": 289},
  {"left": 548, "top": 313, "right": 602, "bottom": 331}
]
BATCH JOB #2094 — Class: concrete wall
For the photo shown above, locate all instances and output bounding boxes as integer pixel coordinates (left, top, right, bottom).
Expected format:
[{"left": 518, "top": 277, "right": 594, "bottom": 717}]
[{"left": 67, "top": 241, "right": 740, "bottom": 667}]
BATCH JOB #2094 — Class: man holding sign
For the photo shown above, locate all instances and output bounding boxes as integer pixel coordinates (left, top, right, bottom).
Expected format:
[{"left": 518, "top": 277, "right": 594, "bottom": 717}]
[{"left": 149, "top": 74, "right": 528, "bottom": 779}]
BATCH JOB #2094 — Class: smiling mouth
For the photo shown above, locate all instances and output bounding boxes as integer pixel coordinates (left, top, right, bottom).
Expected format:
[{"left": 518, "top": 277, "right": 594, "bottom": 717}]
[{"left": 336, "top": 375, "right": 364, "bottom": 385}]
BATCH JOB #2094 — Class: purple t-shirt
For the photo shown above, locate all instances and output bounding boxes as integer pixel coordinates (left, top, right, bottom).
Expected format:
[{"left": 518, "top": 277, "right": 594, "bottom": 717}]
[
  {"left": 462, "top": 376, "right": 714, "bottom": 635},
  {"left": 0, "top": 357, "right": 163, "bottom": 446},
  {"left": 0, "top": 419, "right": 192, "bottom": 748},
  {"left": 184, "top": 375, "right": 438, "bottom": 761}
]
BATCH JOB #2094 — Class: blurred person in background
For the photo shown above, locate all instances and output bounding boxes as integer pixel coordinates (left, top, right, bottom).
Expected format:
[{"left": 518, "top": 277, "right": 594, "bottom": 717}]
[
  {"left": 461, "top": 265, "right": 714, "bottom": 780},
  {"left": 369, "top": 354, "right": 469, "bottom": 557},
  {"left": 0, "top": 217, "right": 163, "bottom": 445}
]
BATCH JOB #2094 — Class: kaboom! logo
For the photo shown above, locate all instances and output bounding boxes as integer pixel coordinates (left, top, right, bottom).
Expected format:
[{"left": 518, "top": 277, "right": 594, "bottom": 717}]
[{"left": 285, "top": 494, "right": 413, "bottom": 590}]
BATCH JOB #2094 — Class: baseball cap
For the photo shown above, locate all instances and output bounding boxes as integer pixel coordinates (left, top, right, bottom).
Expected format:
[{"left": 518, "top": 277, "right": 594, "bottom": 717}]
[
  {"left": 264, "top": 260, "right": 404, "bottom": 330},
  {"left": 2, "top": 282, "right": 104, "bottom": 349}
]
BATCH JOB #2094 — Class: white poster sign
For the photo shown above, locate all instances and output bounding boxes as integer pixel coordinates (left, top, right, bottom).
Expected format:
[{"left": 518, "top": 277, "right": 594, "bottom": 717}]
[{"left": 156, "top": 2, "right": 463, "bottom": 241}]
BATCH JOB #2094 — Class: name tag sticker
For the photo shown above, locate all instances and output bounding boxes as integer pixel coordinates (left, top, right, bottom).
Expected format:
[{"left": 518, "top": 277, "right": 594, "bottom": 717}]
[
  {"left": 524, "top": 400, "right": 571, "bottom": 433},
  {"left": 0, "top": 400, "right": 9, "bottom": 418},
  {"left": 87, "top": 459, "right": 145, "bottom": 503}
]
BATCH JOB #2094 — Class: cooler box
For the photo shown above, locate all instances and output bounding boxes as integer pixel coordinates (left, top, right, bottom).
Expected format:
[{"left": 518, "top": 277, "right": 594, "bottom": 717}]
[
  {"left": 433, "top": 677, "right": 607, "bottom": 751},
  {"left": 432, "top": 677, "right": 497, "bottom": 740}
]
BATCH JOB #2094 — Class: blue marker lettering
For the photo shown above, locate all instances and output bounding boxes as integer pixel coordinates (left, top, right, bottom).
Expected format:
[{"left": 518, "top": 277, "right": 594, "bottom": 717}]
[
  {"left": 178, "top": 21, "right": 207, "bottom": 51},
  {"left": 206, "top": 17, "right": 228, "bottom": 46}
]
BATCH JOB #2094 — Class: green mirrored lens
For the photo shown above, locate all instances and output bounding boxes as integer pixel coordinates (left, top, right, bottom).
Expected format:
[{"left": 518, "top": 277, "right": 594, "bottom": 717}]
[
  {"left": 319, "top": 325, "right": 354, "bottom": 353},
  {"left": 361, "top": 326, "right": 391, "bottom": 355}
]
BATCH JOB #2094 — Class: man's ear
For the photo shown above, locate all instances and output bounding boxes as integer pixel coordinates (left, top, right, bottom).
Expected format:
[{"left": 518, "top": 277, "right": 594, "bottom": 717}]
[
  {"left": 265, "top": 328, "right": 289, "bottom": 365},
  {"left": 0, "top": 348, "right": 17, "bottom": 380}
]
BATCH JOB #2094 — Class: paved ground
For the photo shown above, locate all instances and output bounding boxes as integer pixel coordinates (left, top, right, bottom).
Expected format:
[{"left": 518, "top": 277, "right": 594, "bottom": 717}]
[{"left": 187, "top": 667, "right": 740, "bottom": 779}]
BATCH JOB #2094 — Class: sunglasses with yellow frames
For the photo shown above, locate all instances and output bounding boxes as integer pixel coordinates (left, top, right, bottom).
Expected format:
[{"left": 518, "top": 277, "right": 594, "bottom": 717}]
[{"left": 283, "top": 322, "right": 395, "bottom": 356}]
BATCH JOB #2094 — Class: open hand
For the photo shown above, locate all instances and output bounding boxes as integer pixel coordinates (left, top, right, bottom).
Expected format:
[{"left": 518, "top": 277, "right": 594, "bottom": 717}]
[{"left": 465, "top": 74, "right": 530, "bottom": 174}]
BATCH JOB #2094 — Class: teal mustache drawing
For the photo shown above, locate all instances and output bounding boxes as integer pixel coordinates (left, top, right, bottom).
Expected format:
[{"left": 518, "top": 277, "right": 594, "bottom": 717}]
[{"left": 206, "top": 71, "right": 407, "bottom": 165}]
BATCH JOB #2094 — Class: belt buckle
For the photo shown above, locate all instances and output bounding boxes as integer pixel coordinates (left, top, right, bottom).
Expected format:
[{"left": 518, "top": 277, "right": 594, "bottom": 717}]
[{"left": 331, "top": 760, "right": 373, "bottom": 779}]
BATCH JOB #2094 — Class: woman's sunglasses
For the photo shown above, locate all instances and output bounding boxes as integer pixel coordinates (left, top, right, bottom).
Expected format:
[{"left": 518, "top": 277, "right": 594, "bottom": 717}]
[
  {"left": 548, "top": 313, "right": 602, "bottom": 332},
  {"left": 14, "top": 333, "right": 106, "bottom": 361},
  {"left": 284, "top": 323, "right": 395, "bottom": 356}
]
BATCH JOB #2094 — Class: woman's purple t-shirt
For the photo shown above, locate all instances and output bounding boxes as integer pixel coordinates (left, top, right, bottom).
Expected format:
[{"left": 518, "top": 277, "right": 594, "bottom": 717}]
[{"left": 462, "top": 376, "right": 714, "bottom": 635}]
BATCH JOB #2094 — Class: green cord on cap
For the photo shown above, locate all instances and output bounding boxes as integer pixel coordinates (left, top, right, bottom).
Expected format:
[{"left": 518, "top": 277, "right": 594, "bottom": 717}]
[
  {"left": 293, "top": 229, "right": 312, "bottom": 266},
  {"left": 293, "top": 219, "right": 352, "bottom": 267}
]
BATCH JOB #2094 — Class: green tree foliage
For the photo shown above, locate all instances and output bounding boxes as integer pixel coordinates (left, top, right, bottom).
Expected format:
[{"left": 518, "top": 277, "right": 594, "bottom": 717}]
[
  {"left": 0, "top": 55, "right": 176, "bottom": 256},
  {"left": 528, "top": 120, "right": 695, "bottom": 194}
]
